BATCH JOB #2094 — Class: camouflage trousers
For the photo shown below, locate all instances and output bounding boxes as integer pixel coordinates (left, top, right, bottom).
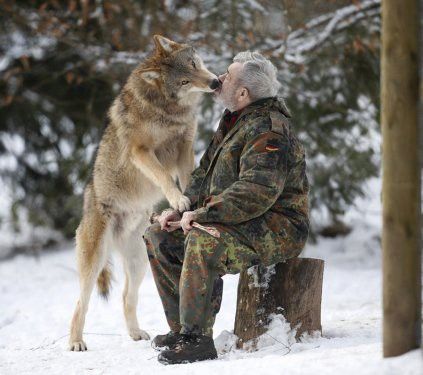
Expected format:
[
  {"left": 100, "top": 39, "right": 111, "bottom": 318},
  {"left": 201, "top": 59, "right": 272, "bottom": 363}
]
[{"left": 143, "top": 223, "right": 260, "bottom": 337}]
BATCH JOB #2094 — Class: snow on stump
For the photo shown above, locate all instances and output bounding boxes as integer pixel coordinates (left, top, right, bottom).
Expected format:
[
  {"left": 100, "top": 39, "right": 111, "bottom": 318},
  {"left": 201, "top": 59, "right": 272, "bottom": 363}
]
[{"left": 234, "top": 257, "right": 324, "bottom": 349}]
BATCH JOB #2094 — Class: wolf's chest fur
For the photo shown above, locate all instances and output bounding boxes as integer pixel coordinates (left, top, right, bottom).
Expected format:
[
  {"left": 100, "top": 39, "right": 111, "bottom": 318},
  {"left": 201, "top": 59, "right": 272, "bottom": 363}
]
[
  {"left": 149, "top": 115, "right": 193, "bottom": 144},
  {"left": 92, "top": 90, "right": 197, "bottom": 213}
]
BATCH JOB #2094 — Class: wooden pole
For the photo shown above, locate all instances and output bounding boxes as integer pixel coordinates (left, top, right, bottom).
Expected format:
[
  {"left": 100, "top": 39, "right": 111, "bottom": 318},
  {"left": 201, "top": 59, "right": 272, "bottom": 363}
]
[{"left": 381, "top": 0, "right": 421, "bottom": 357}]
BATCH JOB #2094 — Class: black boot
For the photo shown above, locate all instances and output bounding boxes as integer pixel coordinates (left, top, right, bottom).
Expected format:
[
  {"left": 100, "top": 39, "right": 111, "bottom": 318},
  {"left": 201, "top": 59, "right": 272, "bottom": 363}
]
[
  {"left": 158, "top": 334, "right": 218, "bottom": 365},
  {"left": 152, "top": 331, "right": 183, "bottom": 349}
]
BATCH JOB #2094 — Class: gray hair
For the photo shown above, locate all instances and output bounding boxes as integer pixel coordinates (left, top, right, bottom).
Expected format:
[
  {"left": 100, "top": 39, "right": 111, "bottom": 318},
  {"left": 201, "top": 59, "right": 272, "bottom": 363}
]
[{"left": 233, "top": 51, "right": 281, "bottom": 100}]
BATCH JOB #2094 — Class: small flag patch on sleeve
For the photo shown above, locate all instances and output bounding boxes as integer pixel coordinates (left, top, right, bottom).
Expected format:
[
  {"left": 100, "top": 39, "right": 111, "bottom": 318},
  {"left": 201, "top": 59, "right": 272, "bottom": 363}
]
[{"left": 265, "top": 145, "right": 279, "bottom": 152}]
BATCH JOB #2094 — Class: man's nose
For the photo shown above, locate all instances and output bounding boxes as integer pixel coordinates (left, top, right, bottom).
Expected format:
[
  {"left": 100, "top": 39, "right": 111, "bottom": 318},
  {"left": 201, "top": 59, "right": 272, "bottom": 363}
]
[{"left": 218, "top": 73, "right": 226, "bottom": 82}]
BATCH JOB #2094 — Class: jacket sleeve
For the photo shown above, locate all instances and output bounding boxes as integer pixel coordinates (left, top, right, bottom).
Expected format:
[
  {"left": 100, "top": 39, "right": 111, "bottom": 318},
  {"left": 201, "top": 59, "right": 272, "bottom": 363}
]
[{"left": 194, "top": 130, "right": 290, "bottom": 225}]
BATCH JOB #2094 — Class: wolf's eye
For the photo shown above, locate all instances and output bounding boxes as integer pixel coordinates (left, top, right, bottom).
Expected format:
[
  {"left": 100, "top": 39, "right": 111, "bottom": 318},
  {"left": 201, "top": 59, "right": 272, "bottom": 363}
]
[
  {"left": 181, "top": 80, "right": 190, "bottom": 85},
  {"left": 191, "top": 61, "right": 196, "bottom": 69}
]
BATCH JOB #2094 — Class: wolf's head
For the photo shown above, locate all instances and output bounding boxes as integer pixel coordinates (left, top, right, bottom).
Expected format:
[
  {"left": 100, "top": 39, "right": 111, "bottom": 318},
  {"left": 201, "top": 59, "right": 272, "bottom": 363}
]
[{"left": 138, "top": 35, "right": 220, "bottom": 101}]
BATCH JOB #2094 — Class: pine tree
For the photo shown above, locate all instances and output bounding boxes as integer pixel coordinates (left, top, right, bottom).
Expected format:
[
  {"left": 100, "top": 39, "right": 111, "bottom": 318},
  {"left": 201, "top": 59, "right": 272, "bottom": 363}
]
[{"left": 0, "top": 0, "right": 382, "bottom": 244}]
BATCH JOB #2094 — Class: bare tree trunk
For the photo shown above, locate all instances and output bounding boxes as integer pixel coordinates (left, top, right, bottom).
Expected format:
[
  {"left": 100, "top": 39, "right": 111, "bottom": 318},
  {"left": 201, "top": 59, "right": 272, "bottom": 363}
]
[
  {"left": 234, "top": 258, "right": 324, "bottom": 350},
  {"left": 381, "top": 0, "right": 421, "bottom": 357},
  {"left": 80, "top": 0, "right": 90, "bottom": 27}
]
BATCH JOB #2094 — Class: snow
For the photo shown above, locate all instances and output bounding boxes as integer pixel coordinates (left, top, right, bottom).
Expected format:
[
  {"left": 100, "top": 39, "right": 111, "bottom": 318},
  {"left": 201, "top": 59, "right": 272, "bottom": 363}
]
[
  {"left": 0, "top": 31, "right": 56, "bottom": 72},
  {"left": 0, "top": 177, "right": 422, "bottom": 374},
  {"left": 280, "top": 0, "right": 381, "bottom": 64}
]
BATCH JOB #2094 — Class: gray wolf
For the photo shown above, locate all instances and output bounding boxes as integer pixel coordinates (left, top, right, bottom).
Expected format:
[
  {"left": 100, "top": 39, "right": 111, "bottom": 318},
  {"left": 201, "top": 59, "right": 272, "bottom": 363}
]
[{"left": 68, "top": 35, "right": 219, "bottom": 351}]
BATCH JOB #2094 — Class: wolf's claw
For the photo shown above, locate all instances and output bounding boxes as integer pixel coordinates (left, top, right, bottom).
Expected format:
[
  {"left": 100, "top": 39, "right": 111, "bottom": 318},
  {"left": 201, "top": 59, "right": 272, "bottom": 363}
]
[
  {"left": 69, "top": 340, "right": 87, "bottom": 351},
  {"left": 177, "top": 195, "right": 191, "bottom": 212},
  {"left": 169, "top": 193, "right": 191, "bottom": 213}
]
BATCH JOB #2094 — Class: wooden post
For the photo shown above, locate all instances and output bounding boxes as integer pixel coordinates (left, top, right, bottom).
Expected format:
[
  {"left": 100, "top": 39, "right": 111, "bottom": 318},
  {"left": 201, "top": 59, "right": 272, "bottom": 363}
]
[
  {"left": 234, "top": 258, "right": 324, "bottom": 349},
  {"left": 381, "top": 0, "right": 421, "bottom": 357}
]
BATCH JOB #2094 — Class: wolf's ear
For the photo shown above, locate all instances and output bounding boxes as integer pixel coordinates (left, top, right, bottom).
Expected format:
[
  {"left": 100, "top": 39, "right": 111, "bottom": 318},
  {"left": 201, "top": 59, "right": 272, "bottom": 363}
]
[
  {"left": 153, "top": 35, "right": 180, "bottom": 55},
  {"left": 140, "top": 68, "right": 161, "bottom": 84}
]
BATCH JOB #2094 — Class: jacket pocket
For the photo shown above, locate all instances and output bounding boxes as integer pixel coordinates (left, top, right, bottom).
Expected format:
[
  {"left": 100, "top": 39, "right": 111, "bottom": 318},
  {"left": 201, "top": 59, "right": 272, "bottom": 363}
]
[{"left": 256, "top": 152, "right": 279, "bottom": 168}]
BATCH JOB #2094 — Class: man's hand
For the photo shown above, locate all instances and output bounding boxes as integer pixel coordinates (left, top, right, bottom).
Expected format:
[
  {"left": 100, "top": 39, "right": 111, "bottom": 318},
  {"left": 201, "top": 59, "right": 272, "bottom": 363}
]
[
  {"left": 180, "top": 211, "right": 198, "bottom": 235},
  {"left": 158, "top": 209, "right": 181, "bottom": 232}
]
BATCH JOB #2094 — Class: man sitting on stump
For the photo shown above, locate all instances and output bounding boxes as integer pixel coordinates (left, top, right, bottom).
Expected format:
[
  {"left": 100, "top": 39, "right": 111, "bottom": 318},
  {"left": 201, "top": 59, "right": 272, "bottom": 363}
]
[{"left": 143, "top": 51, "right": 309, "bottom": 365}]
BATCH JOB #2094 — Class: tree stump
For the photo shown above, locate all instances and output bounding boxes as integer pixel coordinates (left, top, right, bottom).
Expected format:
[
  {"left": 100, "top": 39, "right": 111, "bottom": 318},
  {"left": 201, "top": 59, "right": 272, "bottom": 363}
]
[{"left": 234, "top": 257, "right": 324, "bottom": 349}]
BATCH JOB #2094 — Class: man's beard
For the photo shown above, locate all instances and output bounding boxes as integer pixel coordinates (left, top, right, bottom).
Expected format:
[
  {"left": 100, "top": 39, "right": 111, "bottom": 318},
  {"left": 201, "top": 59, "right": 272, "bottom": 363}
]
[{"left": 215, "top": 85, "right": 238, "bottom": 112}]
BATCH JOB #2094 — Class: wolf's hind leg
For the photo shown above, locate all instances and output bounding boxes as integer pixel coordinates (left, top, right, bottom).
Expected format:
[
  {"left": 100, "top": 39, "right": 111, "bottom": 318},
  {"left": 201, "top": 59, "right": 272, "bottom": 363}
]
[
  {"left": 120, "top": 226, "right": 150, "bottom": 341},
  {"left": 69, "top": 214, "right": 108, "bottom": 351}
]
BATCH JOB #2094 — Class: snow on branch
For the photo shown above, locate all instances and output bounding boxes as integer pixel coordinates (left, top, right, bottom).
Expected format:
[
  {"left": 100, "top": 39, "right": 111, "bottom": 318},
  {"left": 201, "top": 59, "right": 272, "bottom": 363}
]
[{"left": 277, "top": 0, "right": 381, "bottom": 64}]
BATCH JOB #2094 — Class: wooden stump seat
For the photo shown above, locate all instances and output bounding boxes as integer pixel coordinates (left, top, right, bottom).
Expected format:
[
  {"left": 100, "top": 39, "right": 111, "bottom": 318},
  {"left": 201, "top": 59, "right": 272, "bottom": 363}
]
[{"left": 234, "top": 257, "right": 324, "bottom": 349}]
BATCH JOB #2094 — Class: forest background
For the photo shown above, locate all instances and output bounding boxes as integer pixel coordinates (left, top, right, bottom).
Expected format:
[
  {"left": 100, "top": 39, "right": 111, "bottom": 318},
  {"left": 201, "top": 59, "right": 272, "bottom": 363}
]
[{"left": 0, "top": 0, "right": 393, "bottom": 256}]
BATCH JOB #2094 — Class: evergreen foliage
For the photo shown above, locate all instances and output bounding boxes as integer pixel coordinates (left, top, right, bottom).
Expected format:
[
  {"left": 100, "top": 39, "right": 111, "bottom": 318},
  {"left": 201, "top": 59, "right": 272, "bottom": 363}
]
[{"left": 0, "top": 1, "right": 381, "bottom": 239}]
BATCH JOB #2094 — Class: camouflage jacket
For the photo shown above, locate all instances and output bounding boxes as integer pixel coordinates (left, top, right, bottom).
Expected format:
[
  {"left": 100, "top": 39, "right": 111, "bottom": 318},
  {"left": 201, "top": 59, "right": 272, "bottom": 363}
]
[{"left": 184, "top": 97, "right": 309, "bottom": 265}]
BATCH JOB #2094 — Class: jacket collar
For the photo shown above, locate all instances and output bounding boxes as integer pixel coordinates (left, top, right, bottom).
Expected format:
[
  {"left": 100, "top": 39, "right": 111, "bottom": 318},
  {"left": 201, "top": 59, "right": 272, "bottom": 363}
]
[
  {"left": 224, "top": 96, "right": 290, "bottom": 122},
  {"left": 243, "top": 96, "right": 291, "bottom": 117},
  {"left": 205, "top": 97, "right": 289, "bottom": 176},
  {"left": 218, "top": 96, "right": 288, "bottom": 145}
]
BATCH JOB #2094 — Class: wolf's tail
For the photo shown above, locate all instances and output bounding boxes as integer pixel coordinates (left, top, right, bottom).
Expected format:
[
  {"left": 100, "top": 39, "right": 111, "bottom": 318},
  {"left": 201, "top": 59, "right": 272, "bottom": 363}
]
[{"left": 97, "top": 262, "right": 112, "bottom": 299}]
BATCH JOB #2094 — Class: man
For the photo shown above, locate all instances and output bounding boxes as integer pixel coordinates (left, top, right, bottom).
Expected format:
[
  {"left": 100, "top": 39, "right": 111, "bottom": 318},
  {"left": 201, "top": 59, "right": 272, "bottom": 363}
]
[{"left": 143, "top": 51, "right": 309, "bottom": 365}]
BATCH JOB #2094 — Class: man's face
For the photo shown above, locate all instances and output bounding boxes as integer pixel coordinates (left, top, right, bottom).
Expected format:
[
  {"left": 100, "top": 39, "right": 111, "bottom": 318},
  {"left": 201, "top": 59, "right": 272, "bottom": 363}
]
[{"left": 214, "top": 62, "right": 244, "bottom": 112}]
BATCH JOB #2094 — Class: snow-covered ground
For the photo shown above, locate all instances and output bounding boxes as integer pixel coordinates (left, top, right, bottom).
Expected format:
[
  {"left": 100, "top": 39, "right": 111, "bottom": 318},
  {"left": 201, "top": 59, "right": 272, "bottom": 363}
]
[{"left": 0, "top": 178, "right": 422, "bottom": 374}]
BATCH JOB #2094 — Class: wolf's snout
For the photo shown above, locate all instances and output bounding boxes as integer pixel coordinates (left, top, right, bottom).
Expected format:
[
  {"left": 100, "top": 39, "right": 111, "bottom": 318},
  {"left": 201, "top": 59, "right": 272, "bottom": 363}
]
[{"left": 209, "top": 79, "right": 221, "bottom": 90}]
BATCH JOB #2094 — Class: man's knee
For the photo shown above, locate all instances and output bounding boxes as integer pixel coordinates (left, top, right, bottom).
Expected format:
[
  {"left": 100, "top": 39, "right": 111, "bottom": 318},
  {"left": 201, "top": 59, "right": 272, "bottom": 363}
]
[
  {"left": 143, "top": 222, "right": 161, "bottom": 242},
  {"left": 144, "top": 223, "right": 184, "bottom": 262},
  {"left": 143, "top": 223, "right": 164, "bottom": 258}
]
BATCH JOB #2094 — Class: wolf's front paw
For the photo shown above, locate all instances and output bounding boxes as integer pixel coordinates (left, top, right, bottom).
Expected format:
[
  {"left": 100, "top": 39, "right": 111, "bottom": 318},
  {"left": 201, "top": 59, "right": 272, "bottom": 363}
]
[
  {"left": 69, "top": 340, "right": 87, "bottom": 351},
  {"left": 177, "top": 195, "right": 191, "bottom": 212},
  {"left": 130, "top": 328, "right": 150, "bottom": 341},
  {"left": 168, "top": 194, "right": 191, "bottom": 213}
]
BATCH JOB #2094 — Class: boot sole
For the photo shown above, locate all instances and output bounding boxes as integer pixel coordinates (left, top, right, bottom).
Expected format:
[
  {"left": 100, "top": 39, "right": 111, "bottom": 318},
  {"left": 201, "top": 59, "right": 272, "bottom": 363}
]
[{"left": 158, "top": 351, "right": 218, "bottom": 365}]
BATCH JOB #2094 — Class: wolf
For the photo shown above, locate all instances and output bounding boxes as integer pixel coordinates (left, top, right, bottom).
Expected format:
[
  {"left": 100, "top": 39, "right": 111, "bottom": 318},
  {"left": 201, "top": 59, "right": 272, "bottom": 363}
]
[{"left": 68, "top": 35, "right": 219, "bottom": 351}]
